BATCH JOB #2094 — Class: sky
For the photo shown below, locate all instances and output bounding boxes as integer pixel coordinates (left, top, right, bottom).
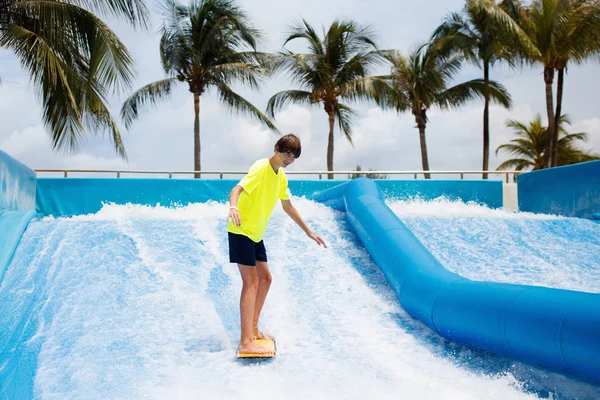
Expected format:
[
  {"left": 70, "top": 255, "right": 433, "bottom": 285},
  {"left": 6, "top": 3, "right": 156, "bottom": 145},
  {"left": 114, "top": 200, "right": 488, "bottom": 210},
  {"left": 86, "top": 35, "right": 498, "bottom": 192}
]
[{"left": 1, "top": 0, "right": 599, "bottom": 180}]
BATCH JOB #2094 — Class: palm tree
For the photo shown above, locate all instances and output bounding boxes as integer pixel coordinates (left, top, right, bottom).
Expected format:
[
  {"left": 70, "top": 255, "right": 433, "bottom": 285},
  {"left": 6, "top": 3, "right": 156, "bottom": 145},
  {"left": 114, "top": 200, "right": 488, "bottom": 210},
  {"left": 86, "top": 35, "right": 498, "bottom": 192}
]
[
  {"left": 496, "top": 115, "right": 547, "bottom": 171},
  {"left": 498, "top": 0, "right": 600, "bottom": 168},
  {"left": 432, "top": 0, "right": 520, "bottom": 179},
  {"left": 557, "top": 143, "right": 600, "bottom": 166},
  {"left": 496, "top": 114, "right": 599, "bottom": 172},
  {"left": 543, "top": 0, "right": 600, "bottom": 167},
  {"left": 266, "top": 20, "right": 389, "bottom": 179},
  {"left": 381, "top": 44, "right": 511, "bottom": 179},
  {"left": 1, "top": 0, "right": 149, "bottom": 158},
  {"left": 524, "top": 0, "right": 570, "bottom": 168},
  {"left": 121, "top": 0, "right": 277, "bottom": 177}
]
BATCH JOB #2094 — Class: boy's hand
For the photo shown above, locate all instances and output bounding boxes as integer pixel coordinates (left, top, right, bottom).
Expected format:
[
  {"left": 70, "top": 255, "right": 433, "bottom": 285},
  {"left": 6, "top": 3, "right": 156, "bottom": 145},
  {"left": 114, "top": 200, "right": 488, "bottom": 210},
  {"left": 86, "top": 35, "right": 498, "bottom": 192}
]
[
  {"left": 228, "top": 207, "right": 241, "bottom": 227},
  {"left": 308, "top": 232, "right": 327, "bottom": 248}
]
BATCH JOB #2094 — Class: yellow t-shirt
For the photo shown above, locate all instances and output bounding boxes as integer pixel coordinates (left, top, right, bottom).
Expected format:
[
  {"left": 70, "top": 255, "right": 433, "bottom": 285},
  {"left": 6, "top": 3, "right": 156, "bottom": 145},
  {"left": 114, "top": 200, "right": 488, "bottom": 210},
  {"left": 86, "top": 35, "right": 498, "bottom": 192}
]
[{"left": 228, "top": 158, "right": 291, "bottom": 242}]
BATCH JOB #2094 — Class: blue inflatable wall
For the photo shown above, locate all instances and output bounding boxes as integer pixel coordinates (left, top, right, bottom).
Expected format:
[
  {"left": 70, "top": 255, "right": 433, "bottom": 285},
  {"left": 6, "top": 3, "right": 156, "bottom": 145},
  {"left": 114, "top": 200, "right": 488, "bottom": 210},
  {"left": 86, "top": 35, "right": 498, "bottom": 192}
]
[
  {"left": 36, "top": 178, "right": 502, "bottom": 217},
  {"left": 0, "top": 150, "right": 36, "bottom": 211},
  {"left": 518, "top": 160, "right": 600, "bottom": 219},
  {"left": 314, "top": 179, "right": 600, "bottom": 385},
  {"left": 377, "top": 180, "right": 502, "bottom": 208},
  {"left": 35, "top": 179, "right": 346, "bottom": 217},
  {"left": 0, "top": 150, "right": 36, "bottom": 283}
]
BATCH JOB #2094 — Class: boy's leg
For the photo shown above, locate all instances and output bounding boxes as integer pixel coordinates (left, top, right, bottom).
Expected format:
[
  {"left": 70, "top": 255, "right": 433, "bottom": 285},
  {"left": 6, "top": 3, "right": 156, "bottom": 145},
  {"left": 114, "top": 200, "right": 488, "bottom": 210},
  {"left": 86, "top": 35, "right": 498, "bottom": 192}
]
[
  {"left": 253, "top": 261, "right": 273, "bottom": 339},
  {"left": 238, "top": 264, "right": 271, "bottom": 354}
]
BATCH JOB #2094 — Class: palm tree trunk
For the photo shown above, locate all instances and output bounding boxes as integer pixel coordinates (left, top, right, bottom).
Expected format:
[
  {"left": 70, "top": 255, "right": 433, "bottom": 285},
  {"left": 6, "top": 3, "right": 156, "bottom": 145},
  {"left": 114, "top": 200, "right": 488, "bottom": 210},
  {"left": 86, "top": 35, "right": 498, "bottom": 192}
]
[
  {"left": 327, "top": 111, "right": 335, "bottom": 180},
  {"left": 552, "top": 67, "right": 564, "bottom": 168},
  {"left": 543, "top": 66, "right": 555, "bottom": 169},
  {"left": 194, "top": 92, "right": 201, "bottom": 179},
  {"left": 415, "top": 112, "right": 431, "bottom": 179},
  {"left": 482, "top": 61, "right": 490, "bottom": 179}
]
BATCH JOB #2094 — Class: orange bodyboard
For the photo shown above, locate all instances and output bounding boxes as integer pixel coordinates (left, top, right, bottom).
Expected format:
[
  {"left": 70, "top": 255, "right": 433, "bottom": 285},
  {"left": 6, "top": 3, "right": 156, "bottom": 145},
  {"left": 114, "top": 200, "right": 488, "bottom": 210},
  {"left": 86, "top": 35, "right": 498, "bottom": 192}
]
[{"left": 237, "top": 339, "right": 276, "bottom": 358}]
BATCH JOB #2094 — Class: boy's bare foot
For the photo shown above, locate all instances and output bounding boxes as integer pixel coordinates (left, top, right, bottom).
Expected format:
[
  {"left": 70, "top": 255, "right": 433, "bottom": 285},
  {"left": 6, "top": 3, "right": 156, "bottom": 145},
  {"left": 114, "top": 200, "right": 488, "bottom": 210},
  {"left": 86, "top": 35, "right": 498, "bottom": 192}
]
[
  {"left": 238, "top": 340, "right": 273, "bottom": 355},
  {"left": 253, "top": 330, "right": 273, "bottom": 341}
]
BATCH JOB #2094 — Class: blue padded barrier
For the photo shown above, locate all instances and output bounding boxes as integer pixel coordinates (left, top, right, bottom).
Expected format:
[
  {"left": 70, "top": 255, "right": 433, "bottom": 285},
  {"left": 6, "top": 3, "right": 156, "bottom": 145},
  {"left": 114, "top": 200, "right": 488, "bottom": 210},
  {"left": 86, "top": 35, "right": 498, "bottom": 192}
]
[
  {"left": 377, "top": 180, "right": 503, "bottom": 208},
  {"left": 518, "top": 160, "right": 600, "bottom": 219},
  {"left": 36, "top": 178, "right": 503, "bottom": 217},
  {"left": 36, "top": 178, "right": 347, "bottom": 217},
  {"left": 37, "top": 178, "right": 240, "bottom": 216},
  {"left": 0, "top": 150, "right": 37, "bottom": 284},
  {"left": 313, "top": 178, "right": 600, "bottom": 385},
  {"left": 0, "top": 150, "right": 36, "bottom": 211}
]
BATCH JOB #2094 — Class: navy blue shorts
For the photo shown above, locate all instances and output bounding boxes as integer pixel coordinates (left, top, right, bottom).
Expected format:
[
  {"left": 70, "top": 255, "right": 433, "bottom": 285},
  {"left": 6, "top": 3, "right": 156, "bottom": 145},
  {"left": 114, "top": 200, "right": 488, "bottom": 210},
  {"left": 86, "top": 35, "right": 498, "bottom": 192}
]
[{"left": 228, "top": 232, "right": 267, "bottom": 266}]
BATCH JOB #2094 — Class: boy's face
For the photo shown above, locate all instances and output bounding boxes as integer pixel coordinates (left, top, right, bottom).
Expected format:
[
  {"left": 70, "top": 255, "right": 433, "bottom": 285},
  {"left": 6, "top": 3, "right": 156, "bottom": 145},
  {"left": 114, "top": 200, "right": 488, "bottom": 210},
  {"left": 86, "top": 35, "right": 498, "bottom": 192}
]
[{"left": 278, "top": 151, "right": 297, "bottom": 168}]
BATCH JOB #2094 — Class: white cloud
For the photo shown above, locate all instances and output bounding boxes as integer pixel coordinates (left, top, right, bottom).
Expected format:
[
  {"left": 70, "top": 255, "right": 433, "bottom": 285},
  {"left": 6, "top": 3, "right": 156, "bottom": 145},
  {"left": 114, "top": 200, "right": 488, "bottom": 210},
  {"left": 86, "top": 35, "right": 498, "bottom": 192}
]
[
  {"left": 206, "top": 105, "right": 314, "bottom": 172},
  {"left": 0, "top": 79, "right": 44, "bottom": 134},
  {"left": 326, "top": 103, "right": 537, "bottom": 174},
  {"left": 230, "top": 121, "right": 274, "bottom": 162},
  {"left": 1, "top": 125, "right": 48, "bottom": 159},
  {"left": 571, "top": 118, "right": 600, "bottom": 154},
  {"left": 0, "top": 125, "right": 130, "bottom": 173}
]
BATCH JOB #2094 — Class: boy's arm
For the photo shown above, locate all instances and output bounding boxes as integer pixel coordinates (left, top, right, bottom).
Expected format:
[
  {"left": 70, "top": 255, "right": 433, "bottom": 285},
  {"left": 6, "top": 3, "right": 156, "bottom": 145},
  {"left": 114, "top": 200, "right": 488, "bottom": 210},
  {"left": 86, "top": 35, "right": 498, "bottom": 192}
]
[
  {"left": 281, "top": 199, "right": 327, "bottom": 247},
  {"left": 228, "top": 185, "right": 244, "bottom": 227}
]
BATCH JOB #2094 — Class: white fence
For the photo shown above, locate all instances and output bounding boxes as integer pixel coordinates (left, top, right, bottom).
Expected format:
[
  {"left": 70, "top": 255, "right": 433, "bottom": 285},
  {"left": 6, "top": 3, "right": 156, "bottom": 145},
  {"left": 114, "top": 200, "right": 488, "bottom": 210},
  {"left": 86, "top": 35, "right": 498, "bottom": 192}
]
[{"left": 34, "top": 169, "right": 520, "bottom": 182}]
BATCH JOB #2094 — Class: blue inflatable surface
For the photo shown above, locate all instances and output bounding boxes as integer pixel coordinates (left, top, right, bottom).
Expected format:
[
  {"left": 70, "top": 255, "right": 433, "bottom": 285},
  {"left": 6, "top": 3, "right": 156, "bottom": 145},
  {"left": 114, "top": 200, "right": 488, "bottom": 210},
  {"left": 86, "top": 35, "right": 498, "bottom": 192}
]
[
  {"left": 314, "top": 178, "right": 600, "bottom": 385},
  {"left": 0, "top": 210, "right": 36, "bottom": 283},
  {"left": 518, "top": 160, "right": 600, "bottom": 219}
]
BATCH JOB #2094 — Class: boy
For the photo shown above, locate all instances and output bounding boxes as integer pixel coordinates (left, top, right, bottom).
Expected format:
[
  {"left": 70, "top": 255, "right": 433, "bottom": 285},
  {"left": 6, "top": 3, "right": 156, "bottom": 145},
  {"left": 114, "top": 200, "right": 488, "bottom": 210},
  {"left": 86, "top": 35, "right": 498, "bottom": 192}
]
[{"left": 227, "top": 134, "right": 327, "bottom": 355}]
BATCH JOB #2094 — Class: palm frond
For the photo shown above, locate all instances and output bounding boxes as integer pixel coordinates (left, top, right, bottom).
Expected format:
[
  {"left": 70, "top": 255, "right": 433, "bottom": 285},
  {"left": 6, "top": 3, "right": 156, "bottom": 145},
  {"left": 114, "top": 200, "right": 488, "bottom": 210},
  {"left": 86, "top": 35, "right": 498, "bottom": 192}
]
[
  {"left": 431, "top": 12, "right": 479, "bottom": 60},
  {"left": 554, "top": 0, "right": 600, "bottom": 65},
  {"left": 338, "top": 75, "right": 401, "bottom": 109},
  {"left": 284, "top": 19, "right": 324, "bottom": 56},
  {"left": 527, "top": 0, "right": 561, "bottom": 64},
  {"left": 2, "top": 24, "right": 80, "bottom": 114},
  {"left": 266, "top": 90, "right": 313, "bottom": 118},
  {"left": 335, "top": 50, "right": 385, "bottom": 86},
  {"left": 159, "top": 33, "right": 187, "bottom": 75},
  {"left": 496, "top": 158, "right": 534, "bottom": 171},
  {"left": 3, "top": 20, "right": 129, "bottom": 157},
  {"left": 7, "top": 0, "right": 135, "bottom": 94},
  {"left": 432, "top": 11, "right": 474, "bottom": 39},
  {"left": 558, "top": 131, "right": 588, "bottom": 144},
  {"left": 495, "top": 143, "right": 536, "bottom": 158},
  {"left": 274, "top": 51, "right": 328, "bottom": 89},
  {"left": 506, "top": 118, "right": 533, "bottom": 134},
  {"left": 467, "top": 0, "right": 539, "bottom": 58},
  {"left": 379, "top": 49, "right": 406, "bottom": 70},
  {"left": 216, "top": 83, "right": 279, "bottom": 133},
  {"left": 437, "top": 78, "right": 512, "bottom": 109},
  {"left": 120, "top": 78, "right": 177, "bottom": 128},
  {"left": 158, "top": 0, "right": 191, "bottom": 73},
  {"left": 336, "top": 103, "right": 355, "bottom": 144},
  {"left": 238, "top": 51, "right": 278, "bottom": 73},
  {"left": 78, "top": 82, "right": 128, "bottom": 158},
  {"left": 207, "top": 61, "right": 263, "bottom": 89},
  {"left": 70, "top": 0, "right": 150, "bottom": 28},
  {"left": 496, "top": 113, "right": 596, "bottom": 170},
  {"left": 436, "top": 52, "right": 464, "bottom": 78}
]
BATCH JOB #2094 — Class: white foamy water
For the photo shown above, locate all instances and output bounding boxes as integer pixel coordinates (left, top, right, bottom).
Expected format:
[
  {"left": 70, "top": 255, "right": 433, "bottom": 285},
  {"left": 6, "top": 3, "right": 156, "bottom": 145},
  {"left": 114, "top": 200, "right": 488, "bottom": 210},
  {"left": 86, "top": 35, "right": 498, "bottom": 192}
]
[
  {"left": 387, "top": 198, "right": 600, "bottom": 294},
  {"left": 2, "top": 199, "right": 599, "bottom": 399}
]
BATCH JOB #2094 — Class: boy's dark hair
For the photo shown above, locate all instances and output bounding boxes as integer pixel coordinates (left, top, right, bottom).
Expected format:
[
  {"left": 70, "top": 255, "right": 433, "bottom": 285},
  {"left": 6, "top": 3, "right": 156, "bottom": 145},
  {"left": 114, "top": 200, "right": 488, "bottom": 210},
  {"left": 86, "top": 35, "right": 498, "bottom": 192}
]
[{"left": 274, "top": 134, "right": 301, "bottom": 158}]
